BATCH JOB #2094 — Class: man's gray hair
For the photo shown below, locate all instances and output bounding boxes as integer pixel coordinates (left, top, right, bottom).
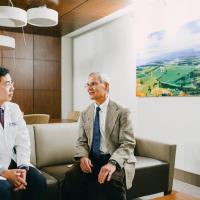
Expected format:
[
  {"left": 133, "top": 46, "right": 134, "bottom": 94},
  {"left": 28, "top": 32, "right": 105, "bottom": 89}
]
[{"left": 88, "top": 72, "right": 111, "bottom": 84}]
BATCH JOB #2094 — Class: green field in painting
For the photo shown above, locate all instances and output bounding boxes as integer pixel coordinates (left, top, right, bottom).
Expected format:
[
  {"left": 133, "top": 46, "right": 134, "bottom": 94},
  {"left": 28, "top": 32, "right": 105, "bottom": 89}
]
[{"left": 136, "top": 56, "right": 200, "bottom": 96}]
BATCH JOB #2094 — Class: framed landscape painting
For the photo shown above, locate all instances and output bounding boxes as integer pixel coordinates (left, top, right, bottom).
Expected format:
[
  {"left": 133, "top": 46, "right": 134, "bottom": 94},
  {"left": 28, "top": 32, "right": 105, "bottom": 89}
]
[{"left": 136, "top": 19, "right": 200, "bottom": 97}]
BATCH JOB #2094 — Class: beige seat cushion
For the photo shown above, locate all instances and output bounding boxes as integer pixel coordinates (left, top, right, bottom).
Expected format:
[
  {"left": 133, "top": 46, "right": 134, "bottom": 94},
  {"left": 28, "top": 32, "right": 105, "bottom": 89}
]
[
  {"left": 41, "top": 164, "right": 74, "bottom": 183},
  {"left": 135, "top": 156, "right": 168, "bottom": 168},
  {"left": 42, "top": 171, "right": 58, "bottom": 186}
]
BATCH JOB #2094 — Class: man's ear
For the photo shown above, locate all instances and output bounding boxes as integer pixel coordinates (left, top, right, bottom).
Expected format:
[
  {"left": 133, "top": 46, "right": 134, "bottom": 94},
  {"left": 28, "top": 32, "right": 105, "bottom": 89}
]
[{"left": 105, "top": 83, "right": 110, "bottom": 93}]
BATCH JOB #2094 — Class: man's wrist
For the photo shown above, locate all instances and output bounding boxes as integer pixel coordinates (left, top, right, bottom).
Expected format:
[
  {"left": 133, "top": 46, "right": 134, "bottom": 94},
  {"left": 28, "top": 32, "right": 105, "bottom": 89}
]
[
  {"left": 1, "top": 169, "right": 12, "bottom": 179},
  {"left": 108, "top": 159, "right": 119, "bottom": 167}
]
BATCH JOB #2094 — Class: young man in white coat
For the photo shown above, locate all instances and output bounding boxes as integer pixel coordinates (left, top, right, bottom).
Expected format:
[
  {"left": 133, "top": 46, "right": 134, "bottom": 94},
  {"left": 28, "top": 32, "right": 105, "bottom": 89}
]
[
  {"left": 0, "top": 67, "right": 47, "bottom": 200},
  {"left": 62, "top": 72, "right": 136, "bottom": 200}
]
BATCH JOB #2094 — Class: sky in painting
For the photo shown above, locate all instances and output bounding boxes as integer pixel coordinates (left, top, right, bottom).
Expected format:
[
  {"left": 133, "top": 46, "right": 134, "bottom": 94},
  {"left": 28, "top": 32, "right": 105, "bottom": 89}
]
[{"left": 135, "top": 0, "right": 200, "bottom": 66}]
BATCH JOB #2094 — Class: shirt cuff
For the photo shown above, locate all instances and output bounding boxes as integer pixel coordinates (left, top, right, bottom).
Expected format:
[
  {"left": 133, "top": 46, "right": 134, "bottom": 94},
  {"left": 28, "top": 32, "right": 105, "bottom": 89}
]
[
  {"left": 0, "top": 166, "right": 6, "bottom": 175},
  {"left": 18, "top": 164, "right": 29, "bottom": 171}
]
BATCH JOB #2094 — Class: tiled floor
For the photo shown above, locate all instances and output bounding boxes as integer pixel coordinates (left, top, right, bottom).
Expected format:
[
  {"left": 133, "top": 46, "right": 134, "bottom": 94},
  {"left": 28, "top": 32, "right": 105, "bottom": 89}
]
[{"left": 133, "top": 179, "right": 200, "bottom": 200}]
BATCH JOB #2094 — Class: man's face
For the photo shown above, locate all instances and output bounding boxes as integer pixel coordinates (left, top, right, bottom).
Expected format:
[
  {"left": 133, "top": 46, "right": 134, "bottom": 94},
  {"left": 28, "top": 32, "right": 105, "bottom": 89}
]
[
  {"left": 0, "top": 74, "right": 14, "bottom": 105},
  {"left": 86, "top": 74, "right": 108, "bottom": 104}
]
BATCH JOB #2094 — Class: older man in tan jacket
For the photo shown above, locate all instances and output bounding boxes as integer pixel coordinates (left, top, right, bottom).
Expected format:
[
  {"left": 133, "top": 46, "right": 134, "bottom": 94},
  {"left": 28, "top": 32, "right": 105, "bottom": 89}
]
[{"left": 62, "top": 72, "right": 136, "bottom": 200}]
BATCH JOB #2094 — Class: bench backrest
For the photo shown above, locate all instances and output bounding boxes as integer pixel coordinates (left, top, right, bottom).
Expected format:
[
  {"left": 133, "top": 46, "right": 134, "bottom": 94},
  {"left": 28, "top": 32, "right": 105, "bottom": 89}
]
[
  {"left": 27, "top": 123, "right": 79, "bottom": 168},
  {"left": 27, "top": 125, "right": 36, "bottom": 166}
]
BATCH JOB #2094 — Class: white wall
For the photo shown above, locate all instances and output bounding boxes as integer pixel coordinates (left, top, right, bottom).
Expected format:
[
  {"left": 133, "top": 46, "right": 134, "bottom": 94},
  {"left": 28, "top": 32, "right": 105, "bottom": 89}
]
[
  {"left": 136, "top": 97, "right": 200, "bottom": 175},
  {"left": 61, "top": 36, "right": 73, "bottom": 118},
  {"left": 73, "top": 12, "right": 136, "bottom": 113},
  {"left": 62, "top": 9, "right": 200, "bottom": 175}
]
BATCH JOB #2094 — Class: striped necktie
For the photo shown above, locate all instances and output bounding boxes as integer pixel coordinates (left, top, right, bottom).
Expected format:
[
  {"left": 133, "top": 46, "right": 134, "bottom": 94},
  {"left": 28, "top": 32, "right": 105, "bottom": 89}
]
[
  {"left": 91, "top": 106, "right": 101, "bottom": 158},
  {"left": 0, "top": 107, "right": 4, "bottom": 128}
]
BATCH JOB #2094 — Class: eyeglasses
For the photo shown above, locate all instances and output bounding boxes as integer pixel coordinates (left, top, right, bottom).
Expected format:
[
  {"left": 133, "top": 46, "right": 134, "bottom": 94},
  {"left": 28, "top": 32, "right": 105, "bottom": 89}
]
[
  {"left": 2, "top": 80, "right": 14, "bottom": 87},
  {"left": 85, "top": 81, "right": 101, "bottom": 88}
]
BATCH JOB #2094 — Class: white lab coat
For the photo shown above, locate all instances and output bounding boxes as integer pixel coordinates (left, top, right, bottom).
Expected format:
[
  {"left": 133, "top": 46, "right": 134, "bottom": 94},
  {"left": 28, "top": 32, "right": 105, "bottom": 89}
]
[{"left": 0, "top": 102, "right": 31, "bottom": 179}]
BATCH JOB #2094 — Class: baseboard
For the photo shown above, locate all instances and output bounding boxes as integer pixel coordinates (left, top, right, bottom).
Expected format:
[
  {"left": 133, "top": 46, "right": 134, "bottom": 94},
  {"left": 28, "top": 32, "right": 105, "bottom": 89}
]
[{"left": 174, "top": 168, "right": 200, "bottom": 187}]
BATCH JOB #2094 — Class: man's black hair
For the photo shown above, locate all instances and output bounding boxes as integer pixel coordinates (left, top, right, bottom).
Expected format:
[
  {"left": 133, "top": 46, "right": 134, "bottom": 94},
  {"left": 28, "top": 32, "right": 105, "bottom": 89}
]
[{"left": 0, "top": 67, "right": 10, "bottom": 77}]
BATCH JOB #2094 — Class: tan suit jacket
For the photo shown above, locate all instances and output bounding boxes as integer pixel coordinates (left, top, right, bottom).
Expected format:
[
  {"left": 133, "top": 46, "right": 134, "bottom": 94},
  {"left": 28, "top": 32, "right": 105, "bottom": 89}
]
[{"left": 75, "top": 100, "right": 136, "bottom": 189}]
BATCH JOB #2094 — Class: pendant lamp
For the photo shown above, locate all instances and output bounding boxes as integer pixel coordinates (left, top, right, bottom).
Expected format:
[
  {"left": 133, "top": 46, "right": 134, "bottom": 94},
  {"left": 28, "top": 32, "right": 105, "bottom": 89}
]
[
  {"left": 0, "top": 35, "right": 15, "bottom": 50},
  {"left": 0, "top": 6, "right": 27, "bottom": 27},
  {"left": 27, "top": 6, "right": 58, "bottom": 27}
]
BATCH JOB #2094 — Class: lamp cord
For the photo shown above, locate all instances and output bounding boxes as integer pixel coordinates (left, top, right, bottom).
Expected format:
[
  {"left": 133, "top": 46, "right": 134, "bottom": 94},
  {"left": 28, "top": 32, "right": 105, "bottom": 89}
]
[
  {"left": 22, "top": 27, "right": 27, "bottom": 47},
  {"left": 13, "top": 50, "right": 16, "bottom": 69}
]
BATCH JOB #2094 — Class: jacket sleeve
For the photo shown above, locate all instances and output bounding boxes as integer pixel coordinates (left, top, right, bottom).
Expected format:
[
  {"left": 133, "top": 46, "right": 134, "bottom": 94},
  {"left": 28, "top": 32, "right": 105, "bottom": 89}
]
[
  {"left": 74, "top": 112, "right": 90, "bottom": 159},
  {"left": 14, "top": 105, "right": 31, "bottom": 167},
  {"left": 110, "top": 108, "right": 136, "bottom": 169}
]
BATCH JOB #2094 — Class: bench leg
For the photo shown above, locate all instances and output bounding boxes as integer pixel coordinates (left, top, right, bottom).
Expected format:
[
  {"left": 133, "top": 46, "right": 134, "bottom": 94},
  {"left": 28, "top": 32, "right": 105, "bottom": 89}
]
[{"left": 164, "top": 190, "right": 172, "bottom": 195}]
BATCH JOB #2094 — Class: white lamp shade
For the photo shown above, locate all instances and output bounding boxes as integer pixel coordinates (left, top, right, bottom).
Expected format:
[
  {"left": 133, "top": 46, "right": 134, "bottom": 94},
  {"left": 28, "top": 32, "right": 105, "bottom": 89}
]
[
  {"left": 27, "top": 7, "right": 58, "bottom": 27},
  {"left": 0, "top": 6, "right": 27, "bottom": 27},
  {"left": 0, "top": 35, "right": 15, "bottom": 50}
]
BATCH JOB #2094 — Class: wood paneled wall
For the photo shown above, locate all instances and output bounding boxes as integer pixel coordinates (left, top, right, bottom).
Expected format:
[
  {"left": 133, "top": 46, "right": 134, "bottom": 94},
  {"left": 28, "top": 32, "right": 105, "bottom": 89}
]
[{"left": 0, "top": 31, "right": 61, "bottom": 119}]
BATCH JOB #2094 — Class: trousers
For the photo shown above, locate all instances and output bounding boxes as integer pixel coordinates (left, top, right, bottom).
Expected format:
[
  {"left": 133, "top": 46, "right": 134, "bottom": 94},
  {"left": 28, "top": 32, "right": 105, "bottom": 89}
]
[
  {"left": 0, "top": 161, "right": 47, "bottom": 200},
  {"left": 62, "top": 154, "right": 127, "bottom": 200}
]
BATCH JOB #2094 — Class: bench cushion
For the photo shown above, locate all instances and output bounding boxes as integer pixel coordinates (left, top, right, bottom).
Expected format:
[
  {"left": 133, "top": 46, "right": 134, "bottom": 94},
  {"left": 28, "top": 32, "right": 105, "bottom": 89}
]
[
  {"left": 41, "top": 164, "right": 74, "bottom": 183},
  {"left": 126, "top": 156, "right": 169, "bottom": 199},
  {"left": 42, "top": 171, "right": 58, "bottom": 200}
]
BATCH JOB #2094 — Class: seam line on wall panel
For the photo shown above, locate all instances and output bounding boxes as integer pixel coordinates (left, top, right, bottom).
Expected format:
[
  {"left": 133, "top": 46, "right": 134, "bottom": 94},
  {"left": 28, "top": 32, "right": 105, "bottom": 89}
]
[
  {"left": 72, "top": 39, "right": 74, "bottom": 111},
  {"left": 33, "top": 34, "right": 35, "bottom": 114}
]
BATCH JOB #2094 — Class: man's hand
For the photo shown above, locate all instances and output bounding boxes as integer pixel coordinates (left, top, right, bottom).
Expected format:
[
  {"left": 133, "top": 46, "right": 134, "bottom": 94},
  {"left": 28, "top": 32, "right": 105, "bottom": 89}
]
[
  {"left": 80, "top": 157, "right": 93, "bottom": 173},
  {"left": 14, "top": 169, "right": 27, "bottom": 191},
  {"left": 1, "top": 169, "right": 27, "bottom": 190},
  {"left": 98, "top": 163, "right": 116, "bottom": 184}
]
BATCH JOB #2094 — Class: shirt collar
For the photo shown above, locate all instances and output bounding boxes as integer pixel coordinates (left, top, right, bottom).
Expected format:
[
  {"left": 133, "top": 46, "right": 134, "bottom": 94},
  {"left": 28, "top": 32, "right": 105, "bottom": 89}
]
[
  {"left": 0, "top": 104, "right": 5, "bottom": 110},
  {"left": 94, "top": 96, "right": 109, "bottom": 112},
  {"left": 0, "top": 102, "right": 10, "bottom": 111}
]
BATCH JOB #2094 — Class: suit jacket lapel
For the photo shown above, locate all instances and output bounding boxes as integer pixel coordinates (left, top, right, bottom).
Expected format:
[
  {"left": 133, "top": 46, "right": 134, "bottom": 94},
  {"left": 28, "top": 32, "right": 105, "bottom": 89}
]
[
  {"left": 105, "top": 101, "right": 119, "bottom": 138},
  {"left": 84, "top": 104, "right": 95, "bottom": 146}
]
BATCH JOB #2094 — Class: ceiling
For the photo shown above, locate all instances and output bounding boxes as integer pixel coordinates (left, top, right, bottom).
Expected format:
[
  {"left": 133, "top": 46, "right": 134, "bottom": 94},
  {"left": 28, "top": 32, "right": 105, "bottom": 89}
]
[{"left": 0, "top": 0, "right": 133, "bottom": 37}]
